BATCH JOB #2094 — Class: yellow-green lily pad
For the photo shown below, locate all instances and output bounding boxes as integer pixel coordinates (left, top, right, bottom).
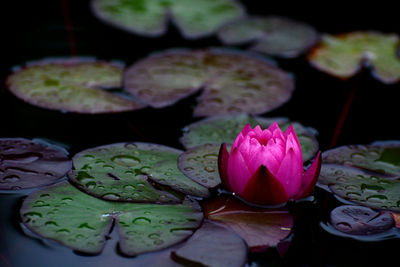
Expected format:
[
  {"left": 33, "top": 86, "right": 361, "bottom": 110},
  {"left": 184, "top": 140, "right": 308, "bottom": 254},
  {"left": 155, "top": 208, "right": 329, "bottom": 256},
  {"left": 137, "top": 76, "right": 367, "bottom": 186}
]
[
  {"left": 6, "top": 58, "right": 144, "bottom": 113},
  {"left": 308, "top": 32, "right": 400, "bottom": 84},
  {"left": 91, "top": 0, "right": 245, "bottom": 39}
]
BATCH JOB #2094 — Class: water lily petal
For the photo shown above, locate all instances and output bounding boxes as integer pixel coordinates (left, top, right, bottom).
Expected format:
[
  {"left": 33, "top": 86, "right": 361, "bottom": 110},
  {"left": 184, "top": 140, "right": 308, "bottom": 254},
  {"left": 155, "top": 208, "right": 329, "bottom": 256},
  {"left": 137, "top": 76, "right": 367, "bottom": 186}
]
[
  {"left": 218, "top": 143, "right": 231, "bottom": 191},
  {"left": 227, "top": 147, "right": 253, "bottom": 193},
  {"left": 285, "top": 125, "right": 303, "bottom": 161},
  {"left": 276, "top": 148, "right": 303, "bottom": 197},
  {"left": 295, "top": 152, "right": 321, "bottom": 199},
  {"left": 247, "top": 143, "right": 280, "bottom": 176},
  {"left": 265, "top": 138, "right": 286, "bottom": 166},
  {"left": 241, "top": 165, "right": 289, "bottom": 205}
]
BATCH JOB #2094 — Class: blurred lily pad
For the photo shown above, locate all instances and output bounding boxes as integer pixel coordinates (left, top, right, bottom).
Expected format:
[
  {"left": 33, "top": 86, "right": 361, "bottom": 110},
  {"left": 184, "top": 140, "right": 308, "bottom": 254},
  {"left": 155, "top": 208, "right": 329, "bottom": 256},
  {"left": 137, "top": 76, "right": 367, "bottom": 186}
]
[
  {"left": 124, "top": 49, "right": 294, "bottom": 117},
  {"left": 203, "top": 196, "right": 293, "bottom": 252},
  {"left": 180, "top": 114, "right": 319, "bottom": 162},
  {"left": 69, "top": 142, "right": 209, "bottom": 203},
  {"left": 91, "top": 0, "right": 245, "bottom": 39},
  {"left": 218, "top": 16, "right": 319, "bottom": 58},
  {"left": 330, "top": 205, "right": 394, "bottom": 235},
  {"left": 21, "top": 181, "right": 203, "bottom": 256},
  {"left": 171, "top": 220, "right": 247, "bottom": 267},
  {"left": 319, "top": 142, "right": 400, "bottom": 211},
  {"left": 308, "top": 32, "right": 400, "bottom": 84},
  {"left": 0, "top": 138, "right": 71, "bottom": 190},
  {"left": 6, "top": 58, "right": 144, "bottom": 113}
]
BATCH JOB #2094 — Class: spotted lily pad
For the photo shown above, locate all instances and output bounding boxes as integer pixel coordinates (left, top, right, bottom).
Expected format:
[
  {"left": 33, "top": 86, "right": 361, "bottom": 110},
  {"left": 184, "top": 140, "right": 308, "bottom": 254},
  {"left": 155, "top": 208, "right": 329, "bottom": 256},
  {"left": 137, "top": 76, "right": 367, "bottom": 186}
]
[
  {"left": 91, "top": 0, "right": 245, "bottom": 39},
  {"left": 6, "top": 58, "right": 144, "bottom": 113},
  {"left": 319, "top": 142, "right": 400, "bottom": 211},
  {"left": 0, "top": 138, "right": 71, "bottom": 190},
  {"left": 308, "top": 32, "right": 400, "bottom": 84},
  {"left": 203, "top": 196, "right": 293, "bottom": 252},
  {"left": 69, "top": 142, "right": 209, "bottom": 203},
  {"left": 178, "top": 144, "right": 221, "bottom": 188},
  {"left": 218, "top": 16, "right": 319, "bottom": 58},
  {"left": 330, "top": 205, "right": 394, "bottom": 235},
  {"left": 124, "top": 49, "right": 294, "bottom": 117},
  {"left": 171, "top": 220, "right": 247, "bottom": 267},
  {"left": 20, "top": 181, "right": 203, "bottom": 256},
  {"left": 180, "top": 114, "right": 319, "bottom": 162}
]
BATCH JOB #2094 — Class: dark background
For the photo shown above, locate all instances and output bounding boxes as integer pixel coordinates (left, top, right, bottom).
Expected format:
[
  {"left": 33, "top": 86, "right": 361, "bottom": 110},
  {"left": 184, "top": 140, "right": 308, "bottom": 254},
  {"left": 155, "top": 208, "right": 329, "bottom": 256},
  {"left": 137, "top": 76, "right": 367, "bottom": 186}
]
[{"left": 1, "top": 1, "right": 400, "bottom": 266}]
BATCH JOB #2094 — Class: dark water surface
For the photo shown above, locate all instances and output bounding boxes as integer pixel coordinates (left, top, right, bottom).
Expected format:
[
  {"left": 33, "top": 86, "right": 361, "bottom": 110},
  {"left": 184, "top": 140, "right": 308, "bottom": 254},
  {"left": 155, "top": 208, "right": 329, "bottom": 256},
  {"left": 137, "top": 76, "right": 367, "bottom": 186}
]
[{"left": 1, "top": 1, "right": 400, "bottom": 266}]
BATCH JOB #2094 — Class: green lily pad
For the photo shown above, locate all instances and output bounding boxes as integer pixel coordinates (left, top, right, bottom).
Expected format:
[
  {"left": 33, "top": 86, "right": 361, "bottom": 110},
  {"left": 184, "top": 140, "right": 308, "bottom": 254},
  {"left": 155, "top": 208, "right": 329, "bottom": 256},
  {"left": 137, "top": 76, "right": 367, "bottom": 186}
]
[
  {"left": 91, "top": 0, "right": 245, "bottom": 39},
  {"left": 178, "top": 144, "right": 221, "bottom": 189},
  {"left": 20, "top": 181, "right": 203, "bottom": 256},
  {"left": 218, "top": 16, "right": 319, "bottom": 58},
  {"left": 171, "top": 220, "right": 247, "bottom": 267},
  {"left": 124, "top": 49, "right": 294, "bottom": 117},
  {"left": 69, "top": 142, "right": 209, "bottom": 203},
  {"left": 203, "top": 196, "right": 293, "bottom": 252},
  {"left": 308, "top": 32, "right": 400, "bottom": 84},
  {"left": 0, "top": 138, "right": 71, "bottom": 190},
  {"left": 180, "top": 114, "right": 319, "bottom": 162},
  {"left": 6, "top": 58, "right": 144, "bottom": 113}
]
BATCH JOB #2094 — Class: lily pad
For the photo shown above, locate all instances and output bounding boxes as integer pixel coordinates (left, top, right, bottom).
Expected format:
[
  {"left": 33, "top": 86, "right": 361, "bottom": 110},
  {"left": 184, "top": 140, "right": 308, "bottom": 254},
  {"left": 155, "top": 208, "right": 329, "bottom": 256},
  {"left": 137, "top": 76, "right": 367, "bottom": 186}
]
[
  {"left": 0, "top": 138, "right": 71, "bottom": 190},
  {"left": 69, "top": 142, "right": 209, "bottom": 203},
  {"left": 203, "top": 196, "right": 293, "bottom": 252},
  {"left": 91, "top": 0, "right": 245, "bottom": 39},
  {"left": 180, "top": 114, "right": 319, "bottom": 162},
  {"left": 124, "top": 49, "right": 294, "bottom": 117},
  {"left": 6, "top": 58, "right": 144, "bottom": 113},
  {"left": 178, "top": 144, "right": 221, "bottom": 188},
  {"left": 330, "top": 205, "right": 394, "bottom": 235},
  {"left": 20, "top": 181, "right": 203, "bottom": 256},
  {"left": 171, "top": 220, "right": 247, "bottom": 267},
  {"left": 308, "top": 32, "right": 400, "bottom": 84},
  {"left": 218, "top": 16, "right": 319, "bottom": 58}
]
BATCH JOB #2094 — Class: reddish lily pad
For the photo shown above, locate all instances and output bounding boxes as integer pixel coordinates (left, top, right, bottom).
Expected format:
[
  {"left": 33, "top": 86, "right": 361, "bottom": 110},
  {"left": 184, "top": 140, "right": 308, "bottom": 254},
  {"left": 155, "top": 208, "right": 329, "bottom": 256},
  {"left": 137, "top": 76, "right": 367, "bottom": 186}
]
[
  {"left": 6, "top": 58, "right": 144, "bottom": 113},
  {"left": 171, "top": 220, "right": 247, "bottom": 267},
  {"left": 20, "top": 181, "right": 203, "bottom": 256},
  {"left": 0, "top": 138, "right": 71, "bottom": 190},
  {"left": 319, "top": 142, "right": 400, "bottom": 212},
  {"left": 218, "top": 16, "right": 319, "bottom": 58},
  {"left": 178, "top": 144, "right": 221, "bottom": 188},
  {"left": 203, "top": 196, "right": 293, "bottom": 252},
  {"left": 308, "top": 32, "right": 400, "bottom": 84},
  {"left": 330, "top": 205, "right": 394, "bottom": 235},
  {"left": 180, "top": 114, "right": 319, "bottom": 162},
  {"left": 91, "top": 0, "right": 245, "bottom": 39},
  {"left": 69, "top": 142, "right": 209, "bottom": 203},
  {"left": 124, "top": 49, "right": 294, "bottom": 117}
]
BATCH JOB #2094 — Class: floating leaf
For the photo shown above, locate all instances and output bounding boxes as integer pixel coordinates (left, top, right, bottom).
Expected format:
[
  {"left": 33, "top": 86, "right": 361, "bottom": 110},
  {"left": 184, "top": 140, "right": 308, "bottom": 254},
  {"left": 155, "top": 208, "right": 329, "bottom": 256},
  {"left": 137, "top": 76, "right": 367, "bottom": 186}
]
[
  {"left": 91, "top": 0, "right": 245, "bottom": 39},
  {"left": 6, "top": 58, "right": 144, "bottom": 113},
  {"left": 218, "top": 16, "right": 319, "bottom": 58},
  {"left": 180, "top": 114, "right": 319, "bottom": 162},
  {"left": 20, "top": 181, "right": 203, "bottom": 256},
  {"left": 323, "top": 143, "right": 400, "bottom": 176},
  {"left": 203, "top": 196, "right": 293, "bottom": 252},
  {"left": 330, "top": 205, "right": 394, "bottom": 235},
  {"left": 0, "top": 138, "right": 71, "bottom": 190},
  {"left": 124, "top": 49, "right": 294, "bottom": 117},
  {"left": 69, "top": 142, "right": 209, "bottom": 203},
  {"left": 171, "top": 220, "right": 247, "bottom": 267},
  {"left": 308, "top": 32, "right": 400, "bottom": 84},
  {"left": 178, "top": 144, "right": 221, "bottom": 188},
  {"left": 319, "top": 164, "right": 400, "bottom": 212}
]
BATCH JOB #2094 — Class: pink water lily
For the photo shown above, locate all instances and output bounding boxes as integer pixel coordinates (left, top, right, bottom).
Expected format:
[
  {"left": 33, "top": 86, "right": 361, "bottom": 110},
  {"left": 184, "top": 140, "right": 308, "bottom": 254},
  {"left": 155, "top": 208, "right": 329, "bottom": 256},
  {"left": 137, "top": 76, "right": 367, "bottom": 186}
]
[{"left": 218, "top": 123, "right": 321, "bottom": 206}]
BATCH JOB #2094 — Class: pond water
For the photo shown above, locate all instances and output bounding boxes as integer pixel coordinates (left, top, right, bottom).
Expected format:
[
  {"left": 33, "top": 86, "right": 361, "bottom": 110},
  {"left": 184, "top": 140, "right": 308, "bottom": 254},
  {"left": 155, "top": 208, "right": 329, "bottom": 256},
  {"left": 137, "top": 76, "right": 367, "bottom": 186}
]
[{"left": 1, "top": 1, "right": 400, "bottom": 266}]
